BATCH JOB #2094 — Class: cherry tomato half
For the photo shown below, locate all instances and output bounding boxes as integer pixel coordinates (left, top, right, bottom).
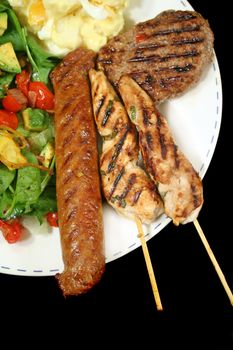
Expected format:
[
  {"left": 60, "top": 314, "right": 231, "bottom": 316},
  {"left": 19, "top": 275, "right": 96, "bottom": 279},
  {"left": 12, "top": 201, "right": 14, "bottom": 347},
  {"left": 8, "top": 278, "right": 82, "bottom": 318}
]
[
  {"left": 0, "top": 110, "right": 19, "bottom": 129},
  {"left": 2, "top": 95, "right": 22, "bottom": 113},
  {"left": 0, "top": 219, "right": 24, "bottom": 244},
  {"left": 15, "top": 70, "right": 30, "bottom": 97},
  {"left": 29, "top": 82, "right": 54, "bottom": 111},
  {"left": 46, "top": 212, "right": 59, "bottom": 227}
]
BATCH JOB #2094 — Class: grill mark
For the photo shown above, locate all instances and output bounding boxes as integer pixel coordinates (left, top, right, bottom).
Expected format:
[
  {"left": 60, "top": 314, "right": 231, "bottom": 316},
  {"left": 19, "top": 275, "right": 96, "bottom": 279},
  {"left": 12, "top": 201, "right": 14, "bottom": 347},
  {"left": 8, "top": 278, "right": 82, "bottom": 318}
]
[
  {"left": 159, "top": 75, "right": 182, "bottom": 88},
  {"left": 60, "top": 95, "right": 77, "bottom": 113},
  {"left": 160, "top": 79, "right": 166, "bottom": 88},
  {"left": 176, "top": 13, "right": 197, "bottom": 21},
  {"left": 160, "top": 50, "right": 199, "bottom": 61},
  {"left": 102, "top": 100, "right": 114, "bottom": 126},
  {"left": 152, "top": 25, "right": 200, "bottom": 37},
  {"left": 145, "top": 74, "right": 154, "bottom": 84},
  {"left": 69, "top": 228, "right": 79, "bottom": 242},
  {"left": 136, "top": 36, "right": 203, "bottom": 52},
  {"left": 63, "top": 83, "right": 74, "bottom": 91},
  {"left": 63, "top": 152, "right": 73, "bottom": 167},
  {"left": 171, "top": 63, "right": 193, "bottom": 72},
  {"left": 128, "top": 50, "right": 199, "bottom": 63},
  {"left": 133, "top": 190, "right": 142, "bottom": 204},
  {"left": 130, "top": 64, "right": 194, "bottom": 79},
  {"left": 129, "top": 55, "right": 160, "bottom": 63},
  {"left": 109, "top": 167, "right": 125, "bottom": 198},
  {"left": 60, "top": 103, "right": 81, "bottom": 128},
  {"left": 191, "top": 184, "right": 200, "bottom": 208},
  {"left": 156, "top": 114, "right": 167, "bottom": 159},
  {"left": 64, "top": 187, "right": 78, "bottom": 204},
  {"left": 63, "top": 130, "right": 76, "bottom": 147},
  {"left": 146, "top": 131, "right": 153, "bottom": 150},
  {"left": 142, "top": 108, "right": 151, "bottom": 126},
  {"left": 60, "top": 113, "right": 75, "bottom": 128},
  {"left": 146, "top": 156, "right": 157, "bottom": 179},
  {"left": 136, "top": 43, "right": 166, "bottom": 51},
  {"left": 172, "top": 37, "right": 204, "bottom": 45},
  {"left": 66, "top": 207, "right": 77, "bottom": 223},
  {"left": 63, "top": 170, "right": 73, "bottom": 185},
  {"left": 108, "top": 127, "right": 129, "bottom": 173},
  {"left": 173, "top": 144, "right": 180, "bottom": 168},
  {"left": 95, "top": 95, "right": 106, "bottom": 117},
  {"left": 137, "top": 13, "right": 197, "bottom": 30},
  {"left": 119, "top": 173, "right": 137, "bottom": 200}
]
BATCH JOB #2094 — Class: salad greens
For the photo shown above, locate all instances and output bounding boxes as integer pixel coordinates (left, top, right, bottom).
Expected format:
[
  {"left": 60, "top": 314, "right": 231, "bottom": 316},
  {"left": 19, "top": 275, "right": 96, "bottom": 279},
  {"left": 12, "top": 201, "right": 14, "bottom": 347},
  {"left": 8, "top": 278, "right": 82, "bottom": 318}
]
[
  {"left": 0, "top": 0, "right": 59, "bottom": 225},
  {"left": 0, "top": 0, "right": 59, "bottom": 84}
]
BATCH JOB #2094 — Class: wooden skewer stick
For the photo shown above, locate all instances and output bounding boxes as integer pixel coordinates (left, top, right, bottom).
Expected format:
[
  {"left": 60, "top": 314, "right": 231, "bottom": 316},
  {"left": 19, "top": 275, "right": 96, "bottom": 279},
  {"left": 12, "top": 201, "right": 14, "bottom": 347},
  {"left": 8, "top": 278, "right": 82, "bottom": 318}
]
[
  {"left": 135, "top": 216, "right": 163, "bottom": 311},
  {"left": 193, "top": 219, "right": 233, "bottom": 306}
]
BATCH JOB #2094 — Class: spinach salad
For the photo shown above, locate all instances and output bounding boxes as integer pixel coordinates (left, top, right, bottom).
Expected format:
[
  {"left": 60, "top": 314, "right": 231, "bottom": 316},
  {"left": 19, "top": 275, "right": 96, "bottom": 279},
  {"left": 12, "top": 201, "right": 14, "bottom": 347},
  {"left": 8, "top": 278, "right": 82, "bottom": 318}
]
[{"left": 0, "top": 0, "right": 60, "bottom": 243}]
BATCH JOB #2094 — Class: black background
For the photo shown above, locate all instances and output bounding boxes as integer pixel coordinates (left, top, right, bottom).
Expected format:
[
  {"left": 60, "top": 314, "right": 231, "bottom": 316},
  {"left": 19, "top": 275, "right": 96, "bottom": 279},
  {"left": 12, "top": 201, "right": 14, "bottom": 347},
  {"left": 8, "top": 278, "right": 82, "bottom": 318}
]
[{"left": 0, "top": 0, "right": 232, "bottom": 347}]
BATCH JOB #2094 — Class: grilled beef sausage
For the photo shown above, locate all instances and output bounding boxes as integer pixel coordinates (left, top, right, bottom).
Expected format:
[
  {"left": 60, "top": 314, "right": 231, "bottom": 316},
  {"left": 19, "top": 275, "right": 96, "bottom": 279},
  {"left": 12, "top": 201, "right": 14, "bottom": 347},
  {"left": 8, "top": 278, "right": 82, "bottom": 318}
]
[{"left": 51, "top": 48, "right": 105, "bottom": 295}]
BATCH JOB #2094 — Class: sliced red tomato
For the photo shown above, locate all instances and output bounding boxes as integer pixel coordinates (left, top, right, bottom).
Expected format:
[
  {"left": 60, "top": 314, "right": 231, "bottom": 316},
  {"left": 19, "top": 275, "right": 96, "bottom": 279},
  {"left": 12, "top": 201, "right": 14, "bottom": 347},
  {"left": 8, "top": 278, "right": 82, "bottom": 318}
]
[
  {"left": 2, "top": 95, "right": 22, "bottom": 113},
  {"left": 46, "top": 212, "right": 59, "bottom": 227},
  {"left": 29, "top": 82, "right": 54, "bottom": 111},
  {"left": 15, "top": 70, "right": 30, "bottom": 97},
  {"left": 0, "top": 219, "right": 24, "bottom": 244},
  {"left": 0, "top": 110, "right": 19, "bottom": 129}
]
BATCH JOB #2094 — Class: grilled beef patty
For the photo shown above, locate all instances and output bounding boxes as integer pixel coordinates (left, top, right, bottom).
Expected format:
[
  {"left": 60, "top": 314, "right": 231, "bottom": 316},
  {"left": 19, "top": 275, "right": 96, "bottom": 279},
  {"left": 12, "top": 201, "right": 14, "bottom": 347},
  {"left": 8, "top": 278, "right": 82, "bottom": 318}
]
[{"left": 97, "top": 10, "right": 214, "bottom": 104}]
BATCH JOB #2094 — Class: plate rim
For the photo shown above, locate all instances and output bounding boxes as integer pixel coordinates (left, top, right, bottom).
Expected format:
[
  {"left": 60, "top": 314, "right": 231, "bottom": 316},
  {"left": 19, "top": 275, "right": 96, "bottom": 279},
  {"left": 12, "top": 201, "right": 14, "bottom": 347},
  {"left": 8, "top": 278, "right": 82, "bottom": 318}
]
[{"left": 0, "top": 0, "right": 223, "bottom": 276}]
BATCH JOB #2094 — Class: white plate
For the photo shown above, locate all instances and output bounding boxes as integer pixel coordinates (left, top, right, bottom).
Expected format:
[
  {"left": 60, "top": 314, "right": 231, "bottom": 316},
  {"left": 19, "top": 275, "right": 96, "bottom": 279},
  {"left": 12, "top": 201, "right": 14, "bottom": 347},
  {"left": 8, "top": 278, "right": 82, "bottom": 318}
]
[{"left": 0, "top": 0, "right": 222, "bottom": 276}]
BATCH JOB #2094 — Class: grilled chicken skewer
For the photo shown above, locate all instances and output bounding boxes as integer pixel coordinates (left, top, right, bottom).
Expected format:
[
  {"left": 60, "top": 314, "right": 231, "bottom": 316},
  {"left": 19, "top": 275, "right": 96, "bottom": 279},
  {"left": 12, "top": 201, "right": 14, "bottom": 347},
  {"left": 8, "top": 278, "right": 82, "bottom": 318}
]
[
  {"left": 118, "top": 76, "right": 203, "bottom": 225},
  {"left": 89, "top": 69, "right": 163, "bottom": 224}
]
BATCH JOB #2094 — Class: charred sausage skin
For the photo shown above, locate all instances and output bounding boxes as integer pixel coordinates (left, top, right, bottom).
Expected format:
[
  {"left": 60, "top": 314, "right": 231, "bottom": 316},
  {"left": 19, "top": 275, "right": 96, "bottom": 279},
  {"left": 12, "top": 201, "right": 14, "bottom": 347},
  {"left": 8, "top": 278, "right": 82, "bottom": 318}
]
[{"left": 51, "top": 48, "right": 105, "bottom": 295}]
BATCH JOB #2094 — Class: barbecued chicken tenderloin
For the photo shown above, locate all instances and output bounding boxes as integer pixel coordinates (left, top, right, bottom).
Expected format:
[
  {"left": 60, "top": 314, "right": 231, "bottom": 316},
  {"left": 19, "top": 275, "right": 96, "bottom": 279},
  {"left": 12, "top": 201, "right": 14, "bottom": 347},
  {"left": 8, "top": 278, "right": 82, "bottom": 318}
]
[
  {"left": 118, "top": 75, "right": 203, "bottom": 225},
  {"left": 89, "top": 69, "right": 164, "bottom": 224}
]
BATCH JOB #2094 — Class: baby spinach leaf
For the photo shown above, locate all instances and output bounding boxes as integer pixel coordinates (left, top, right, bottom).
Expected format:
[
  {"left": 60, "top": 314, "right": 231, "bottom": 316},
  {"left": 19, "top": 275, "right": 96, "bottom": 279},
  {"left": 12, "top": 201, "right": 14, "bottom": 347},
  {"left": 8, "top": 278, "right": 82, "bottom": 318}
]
[
  {"left": 0, "top": 1, "right": 25, "bottom": 51},
  {"left": 0, "top": 164, "right": 16, "bottom": 194},
  {"left": 23, "top": 29, "right": 60, "bottom": 85},
  {"left": 13, "top": 150, "right": 41, "bottom": 213},
  {"left": 0, "top": 1, "right": 60, "bottom": 84},
  {"left": 0, "top": 189, "right": 13, "bottom": 219},
  {"left": 29, "top": 186, "right": 57, "bottom": 224}
]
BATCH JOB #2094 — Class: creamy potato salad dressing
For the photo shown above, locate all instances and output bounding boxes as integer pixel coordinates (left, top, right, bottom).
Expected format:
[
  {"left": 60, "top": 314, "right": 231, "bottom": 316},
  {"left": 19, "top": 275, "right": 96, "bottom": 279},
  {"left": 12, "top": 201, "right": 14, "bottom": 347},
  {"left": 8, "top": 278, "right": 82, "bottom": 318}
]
[{"left": 8, "top": 0, "right": 127, "bottom": 55}]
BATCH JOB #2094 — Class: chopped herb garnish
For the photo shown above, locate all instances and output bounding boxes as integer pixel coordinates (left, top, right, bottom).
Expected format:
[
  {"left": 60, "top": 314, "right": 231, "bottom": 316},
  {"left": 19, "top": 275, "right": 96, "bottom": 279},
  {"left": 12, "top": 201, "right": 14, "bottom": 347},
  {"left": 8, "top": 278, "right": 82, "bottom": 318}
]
[
  {"left": 120, "top": 198, "right": 126, "bottom": 208},
  {"left": 130, "top": 105, "right": 136, "bottom": 121},
  {"left": 102, "top": 128, "right": 118, "bottom": 141},
  {"left": 100, "top": 169, "right": 106, "bottom": 176},
  {"left": 108, "top": 161, "right": 116, "bottom": 172},
  {"left": 111, "top": 195, "right": 126, "bottom": 208}
]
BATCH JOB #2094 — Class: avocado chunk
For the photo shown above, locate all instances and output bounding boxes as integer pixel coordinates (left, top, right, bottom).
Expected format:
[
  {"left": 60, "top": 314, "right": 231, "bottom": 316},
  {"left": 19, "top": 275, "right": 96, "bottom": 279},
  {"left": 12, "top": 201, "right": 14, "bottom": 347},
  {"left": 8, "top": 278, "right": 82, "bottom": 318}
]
[
  {"left": 40, "top": 142, "right": 55, "bottom": 168},
  {"left": 0, "top": 42, "right": 21, "bottom": 73},
  {"left": 0, "top": 72, "right": 15, "bottom": 98},
  {"left": 22, "top": 108, "right": 50, "bottom": 131},
  {"left": 0, "top": 13, "right": 8, "bottom": 36}
]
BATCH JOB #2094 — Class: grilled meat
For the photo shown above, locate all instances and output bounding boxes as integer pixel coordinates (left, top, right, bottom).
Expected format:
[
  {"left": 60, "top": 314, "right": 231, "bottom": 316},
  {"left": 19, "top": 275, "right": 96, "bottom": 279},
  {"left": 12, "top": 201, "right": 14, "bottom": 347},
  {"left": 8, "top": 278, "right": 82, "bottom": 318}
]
[
  {"left": 51, "top": 48, "right": 105, "bottom": 295},
  {"left": 97, "top": 10, "right": 214, "bottom": 104},
  {"left": 118, "top": 75, "right": 203, "bottom": 225},
  {"left": 89, "top": 69, "right": 164, "bottom": 224}
]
